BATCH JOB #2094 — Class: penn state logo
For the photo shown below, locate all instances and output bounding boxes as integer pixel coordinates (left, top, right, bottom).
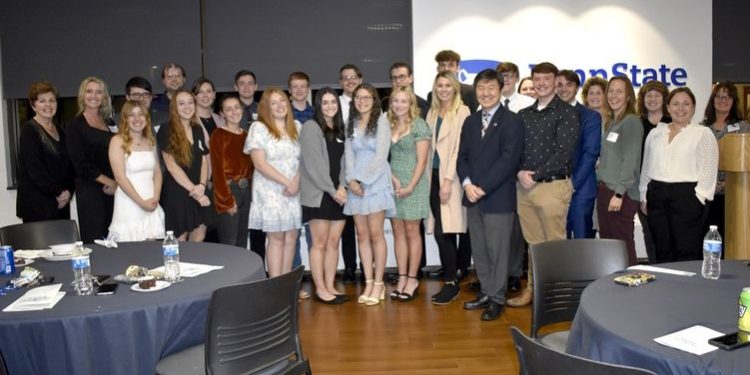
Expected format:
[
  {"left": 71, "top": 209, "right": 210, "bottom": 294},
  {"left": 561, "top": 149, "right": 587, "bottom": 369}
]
[{"left": 457, "top": 59, "right": 500, "bottom": 85}]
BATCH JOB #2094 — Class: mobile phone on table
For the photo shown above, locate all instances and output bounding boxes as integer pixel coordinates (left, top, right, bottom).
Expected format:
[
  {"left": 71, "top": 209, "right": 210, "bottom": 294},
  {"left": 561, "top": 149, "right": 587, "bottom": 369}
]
[
  {"left": 96, "top": 283, "right": 119, "bottom": 296},
  {"left": 708, "top": 332, "right": 750, "bottom": 351}
]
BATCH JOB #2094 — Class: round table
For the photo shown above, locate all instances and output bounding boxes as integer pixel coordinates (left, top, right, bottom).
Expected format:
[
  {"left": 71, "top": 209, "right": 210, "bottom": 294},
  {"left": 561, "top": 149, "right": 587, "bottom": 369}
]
[
  {"left": 566, "top": 261, "right": 750, "bottom": 375},
  {"left": 0, "top": 241, "right": 265, "bottom": 375}
]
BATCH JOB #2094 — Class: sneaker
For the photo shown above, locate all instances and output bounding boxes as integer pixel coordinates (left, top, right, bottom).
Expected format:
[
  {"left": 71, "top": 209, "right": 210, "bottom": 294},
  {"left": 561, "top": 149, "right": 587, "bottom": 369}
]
[{"left": 431, "top": 281, "right": 460, "bottom": 305}]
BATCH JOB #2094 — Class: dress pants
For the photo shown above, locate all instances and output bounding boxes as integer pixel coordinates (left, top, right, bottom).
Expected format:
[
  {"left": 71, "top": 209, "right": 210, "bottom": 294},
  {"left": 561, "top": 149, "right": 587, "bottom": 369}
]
[
  {"left": 76, "top": 182, "right": 114, "bottom": 244},
  {"left": 517, "top": 179, "right": 572, "bottom": 287},
  {"left": 215, "top": 183, "right": 251, "bottom": 248},
  {"left": 507, "top": 213, "right": 525, "bottom": 279},
  {"left": 430, "top": 173, "right": 459, "bottom": 281},
  {"left": 341, "top": 217, "right": 358, "bottom": 271},
  {"left": 646, "top": 180, "right": 708, "bottom": 263},
  {"left": 637, "top": 209, "right": 657, "bottom": 264},
  {"left": 249, "top": 229, "right": 266, "bottom": 261},
  {"left": 567, "top": 191, "right": 596, "bottom": 238},
  {"left": 596, "top": 183, "right": 639, "bottom": 265},
  {"left": 467, "top": 206, "right": 514, "bottom": 305}
]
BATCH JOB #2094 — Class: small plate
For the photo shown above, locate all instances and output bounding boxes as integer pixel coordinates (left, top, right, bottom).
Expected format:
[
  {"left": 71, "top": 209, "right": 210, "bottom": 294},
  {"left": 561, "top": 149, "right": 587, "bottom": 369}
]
[
  {"left": 43, "top": 247, "right": 92, "bottom": 262},
  {"left": 130, "top": 280, "right": 171, "bottom": 293},
  {"left": 14, "top": 258, "right": 34, "bottom": 267}
]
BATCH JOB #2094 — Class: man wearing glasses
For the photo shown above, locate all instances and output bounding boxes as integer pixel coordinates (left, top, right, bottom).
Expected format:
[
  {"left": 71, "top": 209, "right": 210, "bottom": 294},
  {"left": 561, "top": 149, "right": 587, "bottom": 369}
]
[
  {"left": 383, "top": 62, "right": 429, "bottom": 119},
  {"left": 234, "top": 69, "right": 259, "bottom": 131},
  {"left": 151, "top": 62, "right": 186, "bottom": 114},
  {"left": 338, "top": 64, "right": 363, "bottom": 126},
  {"left": 119, "top": 76, "right": 168, "bottom": 133}
]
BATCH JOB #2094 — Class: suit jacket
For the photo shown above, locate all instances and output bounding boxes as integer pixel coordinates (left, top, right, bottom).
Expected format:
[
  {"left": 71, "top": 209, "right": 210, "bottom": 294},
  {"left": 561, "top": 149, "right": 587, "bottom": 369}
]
[
  {"left": 456, "top": 104, "right": 524, "bottom": 214},
  {"left": 425, "top": 105, "right": 470, "bottom": 233},
  {"left": 571, "top": 103, "right": 602, "bottom": 201}
]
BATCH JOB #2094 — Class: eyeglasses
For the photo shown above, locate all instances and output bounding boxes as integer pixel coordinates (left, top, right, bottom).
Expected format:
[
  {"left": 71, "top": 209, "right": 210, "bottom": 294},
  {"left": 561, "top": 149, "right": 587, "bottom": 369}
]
[
  {"left": 128, "top": 92, "right": 152, "bottom": 99},
  {"left": 715, "top": 95, "right": 732, "bottom": 102},
  {"left": 390, "top": 74, "right": 409, "bottom": 82},
  {"left": 340, "top": 75, "right": 360, "bottom": 82},
  {"left": 501, "top": 72, "right": 516, "bottom": 79},
  {"left": 354, "top": 95, "right": 373, "bottom": 102}
]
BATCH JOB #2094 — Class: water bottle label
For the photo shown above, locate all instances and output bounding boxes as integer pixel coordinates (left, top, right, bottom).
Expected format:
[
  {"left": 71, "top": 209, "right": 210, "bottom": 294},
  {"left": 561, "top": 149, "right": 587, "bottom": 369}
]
[
  {"left": 703, "top": 240, "right": 722, "bottom": 253},
  {"left": 72, "top": 257, "right": 90, "bottom": 269},
  {"left": 163, "top": 245, "right": 179, "bottom": 257}
]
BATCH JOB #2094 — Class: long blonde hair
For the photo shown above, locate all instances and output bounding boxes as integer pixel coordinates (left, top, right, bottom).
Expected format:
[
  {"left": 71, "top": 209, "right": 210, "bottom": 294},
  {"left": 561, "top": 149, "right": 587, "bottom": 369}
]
[
  {"left": 118, "top": 100, "right": 155, "bottom": 155},
  {"left": 387, "top": 85, "right": 420, "bottom": 130},
  {"left": 76, "top": 76, "right": 114, "bottom": 120},
  {"left": 428, "top": 71, "right": 463, "bottom": 116},
  {"left": 257, "top": 87, "right": 298, "bottom": 140}
]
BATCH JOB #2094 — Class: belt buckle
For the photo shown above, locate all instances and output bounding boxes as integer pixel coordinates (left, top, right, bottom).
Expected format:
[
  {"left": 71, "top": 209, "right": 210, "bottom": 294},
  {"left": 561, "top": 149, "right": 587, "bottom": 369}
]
[{"left": 238, "top": 177, "right": 249, "bottom": 189}]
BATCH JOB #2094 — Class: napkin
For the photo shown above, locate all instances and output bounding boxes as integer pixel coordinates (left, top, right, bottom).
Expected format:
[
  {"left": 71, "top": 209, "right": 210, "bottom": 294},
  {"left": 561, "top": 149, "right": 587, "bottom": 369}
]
[
  {"left": 94, "top": 239, "right": 118, "bottom": 248},
  {"left": 14, "top": 249, "right": 54, "bottom": 259},
  {"left": 3, "top": 283, "right": 66, "bottom": 312}
]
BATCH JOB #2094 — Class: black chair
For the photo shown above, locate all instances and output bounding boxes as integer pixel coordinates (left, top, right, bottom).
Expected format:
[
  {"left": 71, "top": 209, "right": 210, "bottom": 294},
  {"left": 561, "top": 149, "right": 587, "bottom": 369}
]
[
  {"left": 530, "top": 239, "right": 628, "bottom": 351},
  {"left": 156, "top": 266, "right": 311, "bottom": 375},
  {"left": 0, "top": 220, "right": 80, "bottom": 249},
  {"left": 510, "top": 326, "right": 655, "bottom": 375}
]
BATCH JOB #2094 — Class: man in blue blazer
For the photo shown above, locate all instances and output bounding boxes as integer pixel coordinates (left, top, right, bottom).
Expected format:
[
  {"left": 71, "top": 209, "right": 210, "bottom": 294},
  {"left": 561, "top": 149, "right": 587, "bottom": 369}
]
[
  {"left": 556, "top": 70, "right": 601, "bottom": 239},
  {"left": 457, "top": 69, "right": 524, "bottom": 321}
]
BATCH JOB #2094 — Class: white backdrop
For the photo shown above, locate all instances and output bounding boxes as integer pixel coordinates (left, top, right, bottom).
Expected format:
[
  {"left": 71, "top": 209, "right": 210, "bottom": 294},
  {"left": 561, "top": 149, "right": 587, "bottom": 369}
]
[{"left": 412, "top": 0, "right": 712, "bottom": 110}]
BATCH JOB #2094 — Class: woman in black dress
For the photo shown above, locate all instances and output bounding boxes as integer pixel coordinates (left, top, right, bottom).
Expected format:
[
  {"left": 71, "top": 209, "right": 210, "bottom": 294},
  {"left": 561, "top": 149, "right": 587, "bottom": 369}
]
[
  {"left": 17, "top": 81, "right": 75, "bottom": 223},
  {"left": 300, "top": 87, "right": 348, "bottom": 304},
  {"left": 158, "top": 90, "right": 211, "bottom": 241},
  {"left": 66, "top": 77, "right": 116, "bottom": 243}
]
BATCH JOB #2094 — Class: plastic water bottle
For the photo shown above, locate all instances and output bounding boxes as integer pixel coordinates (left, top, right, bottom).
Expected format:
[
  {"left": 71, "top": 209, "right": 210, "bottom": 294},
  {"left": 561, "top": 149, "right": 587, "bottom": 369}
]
[
  {"left": 163, "top": 231, "right": 180, "bottom": 282},
  {"left": 701, "top": 225, "right": 722, "bottom": 280},
  {"left": 71, "top": 241, "right": 93, "bottom": 295}
]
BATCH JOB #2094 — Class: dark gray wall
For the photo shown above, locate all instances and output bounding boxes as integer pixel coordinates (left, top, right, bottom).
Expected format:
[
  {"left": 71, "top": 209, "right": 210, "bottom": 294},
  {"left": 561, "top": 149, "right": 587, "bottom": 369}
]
[
  {"left": 0, "top": 0, "right": 412, "bottom": 99},
  {"left": 713, "top": 0, "right": 750, "bottom": 82}
]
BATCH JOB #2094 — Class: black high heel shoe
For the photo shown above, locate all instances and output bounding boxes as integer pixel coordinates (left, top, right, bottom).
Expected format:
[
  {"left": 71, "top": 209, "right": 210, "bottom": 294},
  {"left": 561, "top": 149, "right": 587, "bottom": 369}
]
[
  {"left": 390, "top": 274, "right": 406, "bottom": 299},
  {"left": 398, "top": 275, "right": 419, "bottom": 302},
  {"left": 314, "top": 292, "right": 347, "bottom": 305}
]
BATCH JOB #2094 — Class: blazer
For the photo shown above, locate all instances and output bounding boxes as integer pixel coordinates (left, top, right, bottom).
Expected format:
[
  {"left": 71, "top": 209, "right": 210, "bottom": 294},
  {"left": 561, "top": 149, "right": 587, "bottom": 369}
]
[
  {"left": 425, "top": 105, "right": 470, "bottom": 233},
  {"left": 456, "top": 104, "right": 524, "bottom": 214},
  {"left": 571, "top": 103, "right": 602, "bottom": 201},
  {"left": 299, "top": 119, "right": 345, "bottom": 208}
]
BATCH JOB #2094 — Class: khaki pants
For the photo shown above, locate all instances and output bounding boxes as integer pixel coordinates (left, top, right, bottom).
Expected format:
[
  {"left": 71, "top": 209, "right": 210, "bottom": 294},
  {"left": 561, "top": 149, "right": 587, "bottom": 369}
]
[{"left": 516, "top": 179, "right": 573, "bottom": 287}]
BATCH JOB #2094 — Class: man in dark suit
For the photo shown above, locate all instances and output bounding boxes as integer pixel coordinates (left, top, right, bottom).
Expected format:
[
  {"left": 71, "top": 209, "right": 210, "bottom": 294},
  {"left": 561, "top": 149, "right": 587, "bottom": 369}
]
[
  {"left": 457, "top": 69, "right": 524, "bottom": 321},
  {"left": 556, "top": 70, "right": 601, "bottom": 239},
  {"left": 427, "top": 50, "right": 479, "bottom": 112}
]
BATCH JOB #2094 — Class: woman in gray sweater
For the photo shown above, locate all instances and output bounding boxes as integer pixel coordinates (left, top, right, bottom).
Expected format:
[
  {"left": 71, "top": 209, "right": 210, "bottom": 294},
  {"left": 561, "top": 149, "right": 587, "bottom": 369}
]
[{"left": 300, "top": 87, "right": 349, "bottom": 304}]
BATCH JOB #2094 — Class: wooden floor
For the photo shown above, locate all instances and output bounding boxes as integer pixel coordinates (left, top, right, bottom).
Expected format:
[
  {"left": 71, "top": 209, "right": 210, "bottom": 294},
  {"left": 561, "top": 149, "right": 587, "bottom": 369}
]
[{"left": 297, "top": 273, "right": 569, "bottom": 374}]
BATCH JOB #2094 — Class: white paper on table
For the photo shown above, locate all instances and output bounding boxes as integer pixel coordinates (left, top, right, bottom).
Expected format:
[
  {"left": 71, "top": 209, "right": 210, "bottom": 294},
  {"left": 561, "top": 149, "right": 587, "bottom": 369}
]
[
  {"left": 150, "top": 262, "right": 224, "bottom": 278},
  {"left": 628, "top": 265, "right": 696, "bottom": 277},
  {"left": 13, "top": 249, "right": 54, "bottom": 259},
  {"left": 3, "top": 284, "right": 66, "bottom": 312},
  {"left": 653, "top": 325, "right": 723, "bottom": 355}
]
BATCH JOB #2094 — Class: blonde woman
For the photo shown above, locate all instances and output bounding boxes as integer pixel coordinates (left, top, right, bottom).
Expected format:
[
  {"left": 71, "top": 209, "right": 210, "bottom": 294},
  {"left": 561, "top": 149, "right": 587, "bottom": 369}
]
[
  {"left": 244, "top": 87, "right": 302, "bottom": 278},
  {"left": 425, "top": 72, "right": 470, "bottom": 304},
  {"left": 158, "top": 90, "right": 211, "bottom": 242},
  {"left": 107, "top": 101, "right": 165, "bottom": 241},
  {"left": 66, "top": 77, "right": 116, "bottom": 243}
]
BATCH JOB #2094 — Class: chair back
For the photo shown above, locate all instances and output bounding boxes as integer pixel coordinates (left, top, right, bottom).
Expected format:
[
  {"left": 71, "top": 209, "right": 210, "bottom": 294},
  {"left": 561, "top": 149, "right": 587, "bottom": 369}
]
[
  {"left": 205, "top": 266, "right": 310, "bottom": 375},
  {"left": 530, "top": 239, "right": 628, "bottom": 338},
  {"left": 0, "top": 220, "right": 80, "bottom": 249},
  {"left": 510, "top": 326, "right": 655, "bottom": 375}
]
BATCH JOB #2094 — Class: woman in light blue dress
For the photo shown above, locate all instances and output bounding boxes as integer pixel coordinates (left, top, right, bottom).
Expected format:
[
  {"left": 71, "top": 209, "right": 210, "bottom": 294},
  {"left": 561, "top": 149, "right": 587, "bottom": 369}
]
[
  {"left": 344, "top": 83, "right": 395, "bottom": 305},
  {"left": 244, "top": 87, "right": 302, "bottom": 278}
]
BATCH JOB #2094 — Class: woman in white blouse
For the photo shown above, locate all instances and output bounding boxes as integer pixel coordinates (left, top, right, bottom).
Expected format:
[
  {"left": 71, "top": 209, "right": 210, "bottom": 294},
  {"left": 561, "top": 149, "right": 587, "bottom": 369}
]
[{"left": 639, "top": 87, "right": 719, "bottom": 263}]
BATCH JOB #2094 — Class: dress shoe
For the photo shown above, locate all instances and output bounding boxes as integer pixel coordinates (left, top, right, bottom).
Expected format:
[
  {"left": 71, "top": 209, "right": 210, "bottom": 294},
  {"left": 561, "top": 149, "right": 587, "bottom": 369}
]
[
  {"left": 314, "top": 293, "right": 347, "bottom": 305},
  {"left": 426, "top": 267, "right": 445, "bottom": 279},
  {"left": 463, "top": 294, "right": 490, "bottom": 310},
  {"left": 431, "top": 281, "right": 460, "bottom": 305},
  {"left": 342, "top": 268, "right": 356, "bottom": 284},
  {"left": 397, "top": 276, "right": 419, "bottom": 302},
  {"left": 365, "top": 281, "right": 386, "bottom": 306},
  {"left": 481, "top": 302, "right": 504, "bottom": 321},
  {"left": 390, "top": 275, "right": 406, "bottom": 299},
  {"left": 508, "top": 276, "right": 521, "bottom": 292},
  {"left": 358, "top": 280, "right": 373, "bottom": 304},
  {"left": 456, "top": 268, "right": 467, "bottom": 282},
  {"left": 507, "top": 287, "right": 532, "bottom": 307},
  {"left": 298, "top": 289, "right": 310, "bottom": 300}
]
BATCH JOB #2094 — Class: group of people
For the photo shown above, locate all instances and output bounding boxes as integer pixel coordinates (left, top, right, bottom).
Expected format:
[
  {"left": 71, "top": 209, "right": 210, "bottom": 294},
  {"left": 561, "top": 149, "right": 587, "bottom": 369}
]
[{"left": 16, "top": 50, "right": 736, "bottom": 320}]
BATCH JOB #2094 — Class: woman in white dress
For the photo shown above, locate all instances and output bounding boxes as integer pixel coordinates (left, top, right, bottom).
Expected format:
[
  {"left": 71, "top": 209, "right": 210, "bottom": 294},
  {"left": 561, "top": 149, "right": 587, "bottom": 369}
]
[
  {"left": 244, "top": 87, "right": 302, "bottom": 278},
  {"left": 107, "top": 101, "right": 165, "bottom": 241}
]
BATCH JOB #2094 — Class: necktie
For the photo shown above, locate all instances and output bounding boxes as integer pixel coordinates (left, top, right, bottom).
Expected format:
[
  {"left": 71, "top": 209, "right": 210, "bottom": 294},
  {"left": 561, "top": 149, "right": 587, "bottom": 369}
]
[
  {"left": 504, "top": 98, "right": 510, "bottom": 108},
  {"left": 481, "top": 112, "right": 491, "bottom": 138}
]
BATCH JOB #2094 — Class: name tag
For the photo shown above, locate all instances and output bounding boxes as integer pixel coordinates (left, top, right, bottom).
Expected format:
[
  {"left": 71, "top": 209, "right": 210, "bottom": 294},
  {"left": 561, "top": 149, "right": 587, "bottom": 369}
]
[
  {"left": 198, "top": 140, "right": 205, "bottom": 151},
  {"left": 606, "top": 132, "right": 619, "bottom": 143},
  {"left": 336, "top": 137, "right": 344, "bottom": 143},
  {"left": 728, "top": 124, "right": 740, "bottom": 133}
]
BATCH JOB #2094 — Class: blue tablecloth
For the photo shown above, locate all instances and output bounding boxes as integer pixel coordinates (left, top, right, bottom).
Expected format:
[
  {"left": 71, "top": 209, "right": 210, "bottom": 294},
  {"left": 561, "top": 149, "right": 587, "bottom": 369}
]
[
  {"left": 0, "top": 241, "right": 265, "bottom": 375},
  {"left": 567, "top": 261, "right": 750, "bottom": 375}
]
